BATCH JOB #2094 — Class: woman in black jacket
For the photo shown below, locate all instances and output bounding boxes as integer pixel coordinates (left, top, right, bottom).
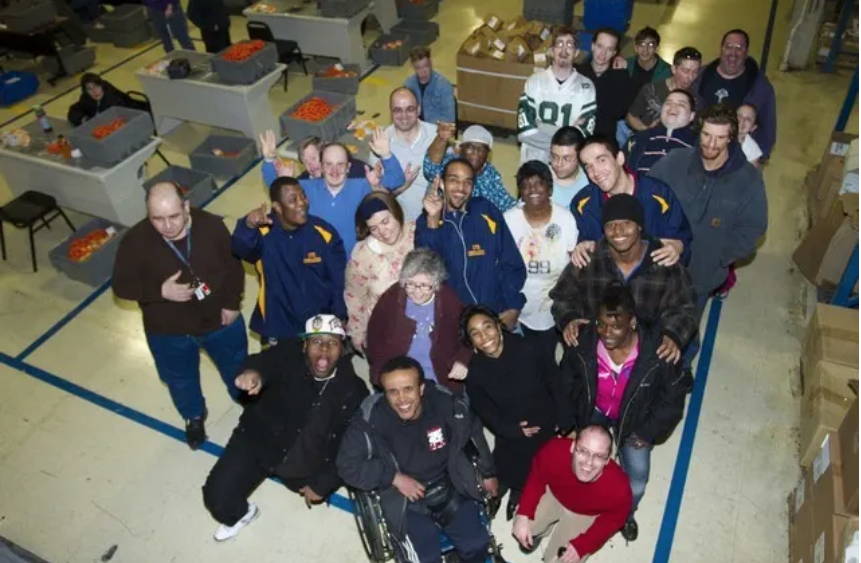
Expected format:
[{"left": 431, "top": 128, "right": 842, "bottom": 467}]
[
  {"left": 461, "top": 305, "right": 562, "bottom": 521},
  {"left": 560, "top": 282, "right": 692, "bottom": 542},
  {"left": 67, "top": 73, "right": 146, "bottom": 126}
]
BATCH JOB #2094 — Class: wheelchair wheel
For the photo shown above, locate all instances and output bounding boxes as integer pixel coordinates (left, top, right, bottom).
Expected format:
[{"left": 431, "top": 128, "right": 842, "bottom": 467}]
[{"left": 348, "top": 488, "right": 396, "bottom": 563}]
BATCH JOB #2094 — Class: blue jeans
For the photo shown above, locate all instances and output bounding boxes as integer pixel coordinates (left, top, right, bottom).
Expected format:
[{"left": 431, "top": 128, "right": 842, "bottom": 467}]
[
  {"left": 682, "top": 289, "right": 712, "bottom": 371},
  {"left": 146, "top": 315, "right": 247, "bottom": 420},
  {"left": 147, "top": 4, "right": 195, "bottom": 53},
  {"left": 404, "top": 499, "right": 489, "bottom": 563}
]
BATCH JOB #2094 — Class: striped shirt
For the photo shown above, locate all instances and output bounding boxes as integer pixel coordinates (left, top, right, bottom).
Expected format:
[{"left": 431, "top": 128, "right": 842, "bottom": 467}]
[{"left": 626, "top": 125, "right": 697, "bottom": 174}]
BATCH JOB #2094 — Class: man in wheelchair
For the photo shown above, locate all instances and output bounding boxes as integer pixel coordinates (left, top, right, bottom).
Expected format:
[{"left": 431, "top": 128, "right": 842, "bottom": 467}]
[{"left": 337, "top": 356, "right": 499, "bottom": 563}]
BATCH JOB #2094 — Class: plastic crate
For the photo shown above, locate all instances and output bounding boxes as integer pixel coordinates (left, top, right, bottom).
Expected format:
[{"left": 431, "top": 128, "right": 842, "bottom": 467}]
[
  {"left": 143, "top": 165, "right": 217, "bottom": 208},
  {"left": 210, "top": 41, "right": 277, "bottom": 85},
  {"left": 101, "top": 4, "right": 147, "bottom": 32},
  {"left": 392, "top": 19, "right": 439, "bottom": 47},
  {"left": 59, "top": 45, "right": 96, "bottom": 75},
  {"left": 369, "top": 34, "right": 411, "bottom": 67},
  {"left": 395, "top": 0, "right": 438, "bottom": 20},
  {"left": 312, "top": 64, "right": 361, "bottom": 95},
  {"left": 280, "top": 91, "right": 356, "bottom": 142},
  {"left": 68, "top": 106, "right": 153, "bottom": 167},
  {"left": 319, "top": 0, "right": 370, "bottom": 18},
  {"left": 524, "top": 0, "right": 574, "bottom": 26},
  {"left": 189, "top": 135, "right": 257, "bottom": 178},
  {"left": 49, "top": 218, "right": 125, "bottom": 287},
  {"left": 0, "top": 0, "right": 57, "bottom": 33},
  {"left": 113, "top": 25, "right": 152, "bottom": 48}
]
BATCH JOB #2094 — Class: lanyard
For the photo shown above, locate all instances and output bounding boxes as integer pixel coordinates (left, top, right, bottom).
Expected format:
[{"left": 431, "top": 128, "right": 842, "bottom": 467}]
[{"left": 163, "top": 228, "right": 198, "bottom": 280}]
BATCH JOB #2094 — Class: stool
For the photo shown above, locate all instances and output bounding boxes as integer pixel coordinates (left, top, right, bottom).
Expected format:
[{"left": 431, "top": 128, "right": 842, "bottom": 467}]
[{"left": 0, "top": 191, "right": 75, "bottom": 272}]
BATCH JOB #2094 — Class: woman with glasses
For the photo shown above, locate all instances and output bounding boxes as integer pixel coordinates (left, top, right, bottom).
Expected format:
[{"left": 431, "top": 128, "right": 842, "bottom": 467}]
[
  {"left": 460, "top": 305, "right": 562, "bottom": 521},
  {"left": 559, "top": 282, "right": 691, "bottom": 542},
  {"left": 365, "top": 248, "right": 471, "bottom": 391},
  {"left": 344, "top": 192, "right": 415, "bottom": 352}
]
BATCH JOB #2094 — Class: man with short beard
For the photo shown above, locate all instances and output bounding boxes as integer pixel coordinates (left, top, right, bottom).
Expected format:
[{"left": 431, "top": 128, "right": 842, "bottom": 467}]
[
  {"left": 691, "top": 29, "right": 777, "bottom": 158},
  {"left": 202, "top": 315, "right": 368, "bottom": 542},
  {"left": 648, "top": 103, "right": 767, "bottom": 371},
  {"left": 626, "top": 89, "right": 698, "bottom": 174}
]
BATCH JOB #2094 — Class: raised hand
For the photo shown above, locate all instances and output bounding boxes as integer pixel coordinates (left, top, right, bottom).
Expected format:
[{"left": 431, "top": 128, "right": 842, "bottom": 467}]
[
  {"left": 365, "top": 163, "right": 382, "bottom": 189},
  {"left": 422, "top": 176, "right": 444, "bottom": 219},
  {"left": 368, "top": 127, "right": 391, "bottom": 159},
  {"left": 258, "top": 129, "right": 278, "bottom": 160},
  {"left": 244, "top": 203, "right": 272, "bottom": 229},
  {"left": 436, "top": 121, "right": 456, "bottom": 143}
]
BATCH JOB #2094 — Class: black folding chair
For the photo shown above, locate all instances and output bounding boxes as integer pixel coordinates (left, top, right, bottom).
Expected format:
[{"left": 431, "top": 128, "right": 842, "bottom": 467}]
[
  {"left": 0, "top": 190, "right": 75, "bottom": 272},
  {"left": 126, "top": 90, "right": 170, "bottom": 167},
  {"left": 246, "top": 20, "right": 308, "bottom": 91}
]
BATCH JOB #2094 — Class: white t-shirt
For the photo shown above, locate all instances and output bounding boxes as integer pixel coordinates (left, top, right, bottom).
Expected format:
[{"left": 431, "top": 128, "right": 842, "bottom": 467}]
[
  {"left": 369, "top": 120, "right": 437, "bottom": 220},
  {"left": 741, "top": 135, "right": 762, "bottom": 163},
  {"left": 552, "top": 170, "right": 590, "bottom": 209},
  {"left": 504, "top": 203, "right": 579, "bottom": 330}
]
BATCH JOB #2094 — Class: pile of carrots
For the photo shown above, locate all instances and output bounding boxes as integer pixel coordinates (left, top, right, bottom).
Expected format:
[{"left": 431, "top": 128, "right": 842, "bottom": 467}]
[
  {"left": 290, "top": 97, "right": 334, "bottom": 122},
  {"left": 91, "top": 118, "right": 126, "bottom": 140},
  {"left": 67, "top": 229, "right": 111, "bottom": 262},
  {"left": 222, "top": 40, "right": 266, "bottom": 62},
  {"left": 380, "top": 39, "right": 404, "bottom": 50},
  {"left": 317, "top": 65, "right": 358, "bottom": 79}
]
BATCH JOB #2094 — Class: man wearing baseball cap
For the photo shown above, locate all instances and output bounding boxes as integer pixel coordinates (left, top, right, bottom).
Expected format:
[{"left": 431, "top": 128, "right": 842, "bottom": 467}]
[
  {"left": 423, "top": 123, "right": 517, "bottom": 212},
  {"left": 550, "top": 195, "right": 697, "bottom": 364},
  {"left": 202, "top": 314, "right": 368, "bottom": 542}
]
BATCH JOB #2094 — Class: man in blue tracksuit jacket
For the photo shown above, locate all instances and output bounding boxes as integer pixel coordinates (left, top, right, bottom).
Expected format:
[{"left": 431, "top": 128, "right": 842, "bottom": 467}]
[
  {"left": 232, "top": 176, "right": 347, "bottom": 342},
  {"left": 571, "top": 134, "right": 693, "bottom": 268},
  {"left": 415, "top": 158, "right": 526, "bottom": 330}
]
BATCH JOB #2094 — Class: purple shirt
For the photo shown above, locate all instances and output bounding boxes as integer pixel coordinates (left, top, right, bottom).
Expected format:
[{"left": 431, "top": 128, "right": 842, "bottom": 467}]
[
  {"left": 595, "top": 338, "right": 639, "bottom": 420},
  {"left": 405, "top": 298, "right": 436, "bottom": 382}
]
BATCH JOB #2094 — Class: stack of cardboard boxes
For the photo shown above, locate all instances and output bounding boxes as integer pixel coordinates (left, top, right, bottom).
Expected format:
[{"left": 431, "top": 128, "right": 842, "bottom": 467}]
[{"left": 789, "top": 303, "right": 859, "bottom": 562}]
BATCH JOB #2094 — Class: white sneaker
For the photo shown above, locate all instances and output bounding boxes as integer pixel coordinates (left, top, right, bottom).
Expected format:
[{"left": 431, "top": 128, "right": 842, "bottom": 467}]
[{"left": 213, "top": 502, "right": 259, "bottom": 542}]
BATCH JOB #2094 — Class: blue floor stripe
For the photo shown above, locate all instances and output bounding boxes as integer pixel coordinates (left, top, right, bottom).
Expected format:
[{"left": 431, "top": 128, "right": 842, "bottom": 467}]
[
  {"left": 652, "top": 298, "right": 723, "bottom": 563},
  {"left": 0, "top": 351, "right": 355, "bottom": 513}
]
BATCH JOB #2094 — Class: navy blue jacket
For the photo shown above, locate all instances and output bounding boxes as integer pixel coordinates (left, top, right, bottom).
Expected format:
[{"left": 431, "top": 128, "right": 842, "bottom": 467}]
[
  {"left": 570, "top": 173, "right": 694, "bottom": 264},
  {"left": 232, "top": 214, "right": 347, "bottom": 339},
  {"left": 415, "top": 197, "right": 526, "bottom": 313}
]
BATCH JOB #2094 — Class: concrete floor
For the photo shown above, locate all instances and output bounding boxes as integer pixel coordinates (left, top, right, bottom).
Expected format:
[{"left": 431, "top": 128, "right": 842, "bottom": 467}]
[{"left": 0, "top": 0, "right": 857, "bottom": 562}]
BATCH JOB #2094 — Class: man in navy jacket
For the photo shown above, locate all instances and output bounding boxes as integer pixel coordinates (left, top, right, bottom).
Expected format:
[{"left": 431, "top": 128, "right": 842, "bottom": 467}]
[
  {"left": 571, "top": 134, "right": 692, "bottom": 269},
  {"left": 232, "top": 177, "right": 347, "bottom": 344},
  {"left": 415, "top": 158, "right": 526, "bottom": 330}
]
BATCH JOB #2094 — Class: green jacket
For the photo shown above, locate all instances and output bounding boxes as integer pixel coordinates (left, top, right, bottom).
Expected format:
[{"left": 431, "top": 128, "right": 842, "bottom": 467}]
[{"left": 626, "top": 55, "right": 672, "bottom": 82}]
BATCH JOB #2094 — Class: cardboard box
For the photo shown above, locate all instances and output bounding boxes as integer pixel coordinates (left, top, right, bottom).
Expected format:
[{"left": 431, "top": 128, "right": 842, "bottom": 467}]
[
  {"left": 838, "top": 399, "right": 859, "bottom": 514},
  {"left": 810, "top": 433, "right": 852, "bottom": 562},
  {"left": 801, "top": 378, "right": 854, "bottom": 467},
  {"left": 803, "top": 304, "right": 859, "bottom": 370},
  {"left": 790, "top": 473, "right": 815, "bottom": 563},
  {"left": 456, "top": 51, "right": 543, "bottom": 130},
  {"left": 839, "top": 517, "right": 859, "bottom": 562},
  {"left": 808, "top": 131, "right": 858, "bottom": 225},
  {"left": 793, "top": 194, "right": 859, "bottom": 288}
]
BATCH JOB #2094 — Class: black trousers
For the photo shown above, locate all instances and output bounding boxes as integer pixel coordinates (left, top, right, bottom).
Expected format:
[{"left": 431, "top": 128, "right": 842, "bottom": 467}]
[
  {"left": 202, "top": 426, "right": 270, "bottom": 526},
  {"left": 520, "top": 324, "right": 561, "bottom": 364},
  {"left": 201, "top": 25, "right": 231, "bottom": 54}
]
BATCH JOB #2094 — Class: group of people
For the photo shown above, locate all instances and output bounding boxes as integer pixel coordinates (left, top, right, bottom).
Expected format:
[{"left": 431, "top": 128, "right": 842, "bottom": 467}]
[{"left": 111, "top": 23, "right": 770, "bottom": 563}]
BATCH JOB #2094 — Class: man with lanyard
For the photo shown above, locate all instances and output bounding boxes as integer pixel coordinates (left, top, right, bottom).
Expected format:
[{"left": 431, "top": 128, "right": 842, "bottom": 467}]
[
  {"left": 570, "top": 134, "right": 692, "bottom": 269},
  {"left": 113, "top": 182, "right": 246, "bottom": 449},
  {"left": 517, "top": 25, "right": 597, "bottom": 164},
  {"left": 416, "top": 158, "right": 526, "bottom": 331},
  {"left": 232, "top": 176, "right": 347, "bottom": 346},
  {"left": 203, "top": 314, "right": 368, "bottom": 541}
]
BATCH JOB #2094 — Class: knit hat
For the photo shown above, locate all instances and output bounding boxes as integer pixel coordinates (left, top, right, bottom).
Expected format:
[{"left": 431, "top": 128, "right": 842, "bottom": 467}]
[
  {"left": 356, "top": 197, "right": 388, "bottom": 224},
  {"left": 602, "top": 194, "right": 644, "bottom": 228},
  {"left": 461, "top": 125, "right": 493, "bottom": 149}
]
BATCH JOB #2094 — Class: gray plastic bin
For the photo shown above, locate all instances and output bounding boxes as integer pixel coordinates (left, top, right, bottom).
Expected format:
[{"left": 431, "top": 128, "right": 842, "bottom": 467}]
[
  {"left": 312, "top": 64, "right": 361, "bottom": 95},
  {"left": 59, "top": 45, "right": 96, "bottom": 75},
  {"left": 68, "top": 106, "right": 154, "bottom": 167},
  {"left": 143, "top": 165, "right": 218, "bottom": 208},
  {"left": 0, "top": 0, "right": 57, "bottom": 33},
  {"left": 369, "top": 34, "right": 411, "bottom": 66},
  {"left": 392, "top": 20, "right": 439, "bottom": 47},
  {"left": 102, "top": 4, "right": 148, "bottom": 32},
  {"left": 395, "top": 0, "right": 438, "bottom": 20},
  {"left": 189, "top": 135, "right": 258, "bottom": 178},
  {"left": 280, "top": 91, "right": 356, "bottom": 142},
  {"left": 319, "top": 0, "right": 370, "bottom": 18},
  {"left": 113, "top": 26, "right": 152, "bottom": 48},
  {"left": 523, "top": 0, "right": 574, "bottom": 26},
  {"left": 211, "top": 41, "right": 277, "bottom": 85},
  {"left": 49, "top": 218, "right": 125, "bottom": 287}
]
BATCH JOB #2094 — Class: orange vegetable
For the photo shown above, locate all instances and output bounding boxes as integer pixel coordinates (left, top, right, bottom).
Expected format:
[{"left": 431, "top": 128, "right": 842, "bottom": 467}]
[
  {"left": 317, "top": 65, "right": 358, "bottom": 78},
  {"left": 290, "top": 97, "right": 334, "bottom": 122},
  {"left": 92, "top": 118, "right": 126, "bottom": 140},
  {"left": 67, "top": 228, "right": 111, "bottom": 262},
  {"left": 222, "top": 40, "right": 266, "bottom": 62}
]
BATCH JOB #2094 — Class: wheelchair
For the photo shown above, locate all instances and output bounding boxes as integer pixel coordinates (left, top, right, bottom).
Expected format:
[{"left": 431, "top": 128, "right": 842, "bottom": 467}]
[{"left": 348, "top": 454, "right": 506, "bottom": 563}]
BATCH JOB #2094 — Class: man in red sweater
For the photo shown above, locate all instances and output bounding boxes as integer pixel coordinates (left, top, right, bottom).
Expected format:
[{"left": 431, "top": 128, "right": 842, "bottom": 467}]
[{"left": 512, "top": 426, "right": 632, "bottom": 561}]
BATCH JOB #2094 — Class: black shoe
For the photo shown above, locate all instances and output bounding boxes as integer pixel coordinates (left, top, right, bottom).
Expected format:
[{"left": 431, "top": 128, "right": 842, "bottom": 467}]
[
  {"left": 185, "top": 411, "right": 208, "bottom": 450},
  {"left": 621, "top": 518, "right": 638, "bottom": 542}
]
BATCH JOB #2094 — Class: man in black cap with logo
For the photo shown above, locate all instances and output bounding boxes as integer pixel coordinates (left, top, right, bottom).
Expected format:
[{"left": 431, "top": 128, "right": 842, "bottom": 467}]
[
  {"left": 202, "top": 314, "right": 368, "bottom": 543},
  {"left": 550, "top": 194, "right": 697, "bottom": 363}
]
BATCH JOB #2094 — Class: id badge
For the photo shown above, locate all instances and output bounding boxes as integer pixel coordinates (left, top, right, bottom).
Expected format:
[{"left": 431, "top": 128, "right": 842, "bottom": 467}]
[{"left": 193, "top": 282, "right": 211, "bottom": 301}]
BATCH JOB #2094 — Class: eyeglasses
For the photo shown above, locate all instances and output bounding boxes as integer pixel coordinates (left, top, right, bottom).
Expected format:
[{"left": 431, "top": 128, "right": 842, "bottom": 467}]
[
  {"left": 392, "top": 106, "right": 418, "bottom": 115},
  {"left": 636, "top": 40, "right": 657, "bottom": 48},
  {"left": 404, "top": 281, "right": 435, "bottom": 292},
  {"left": 574, "top": 446, "right": 610, "bottom": 463}
]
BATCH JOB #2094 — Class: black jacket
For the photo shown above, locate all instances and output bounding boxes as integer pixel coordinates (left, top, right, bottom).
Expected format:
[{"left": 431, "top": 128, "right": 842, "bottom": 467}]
[
  {"left": 559, "top": 322, "right": 691, "bottom": 447},
  {"left": 67, "top": 81, "right": 145, "bottom": 126},
  {"left": 239, "top": 340, "right": 368, "bottom": 496},
  {"left": 336, "top": 384, "right": 495, "bottom": 539}
]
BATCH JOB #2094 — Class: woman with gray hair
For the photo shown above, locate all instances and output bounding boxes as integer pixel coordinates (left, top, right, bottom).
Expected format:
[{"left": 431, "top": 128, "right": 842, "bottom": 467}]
[{"left": 365, "top": 248, "right": 471, "bottom": 391}]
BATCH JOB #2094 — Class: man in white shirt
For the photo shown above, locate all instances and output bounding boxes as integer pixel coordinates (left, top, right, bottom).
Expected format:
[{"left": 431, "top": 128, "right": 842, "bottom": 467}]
[
  {"left": 549, "top": 126, "right": 590, "bottom": 209},
  {"left": 517, "top": 26, "right": 596, "bottom": 164},
  {"left": 368, "top": 87, "right": 437, "bottom": 220}
]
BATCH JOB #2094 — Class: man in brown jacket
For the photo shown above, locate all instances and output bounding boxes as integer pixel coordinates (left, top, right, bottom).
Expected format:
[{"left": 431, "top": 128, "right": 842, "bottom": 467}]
[{"left": 112, "top": 182, "right": 246, "bottom": 450}]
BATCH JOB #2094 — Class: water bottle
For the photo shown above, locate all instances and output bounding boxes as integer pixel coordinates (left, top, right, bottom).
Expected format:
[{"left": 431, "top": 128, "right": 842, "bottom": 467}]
[{"left": 33, "top": 105, "right": 52, "bottom": 133}]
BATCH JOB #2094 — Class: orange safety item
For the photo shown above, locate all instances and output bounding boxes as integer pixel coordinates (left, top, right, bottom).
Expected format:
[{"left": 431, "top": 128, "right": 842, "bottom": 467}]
[
  {"left": 289, "top": 97, "right": 334, "bottom": 122},
  {"left": 222, "top": 40, "right": 266, "bottom": 62},
  {"left": 66, "top": 228, "right": 111, "bottom": 262},
  {"left": 91, "top": 118, "right": 127, "bottom": 140}
]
